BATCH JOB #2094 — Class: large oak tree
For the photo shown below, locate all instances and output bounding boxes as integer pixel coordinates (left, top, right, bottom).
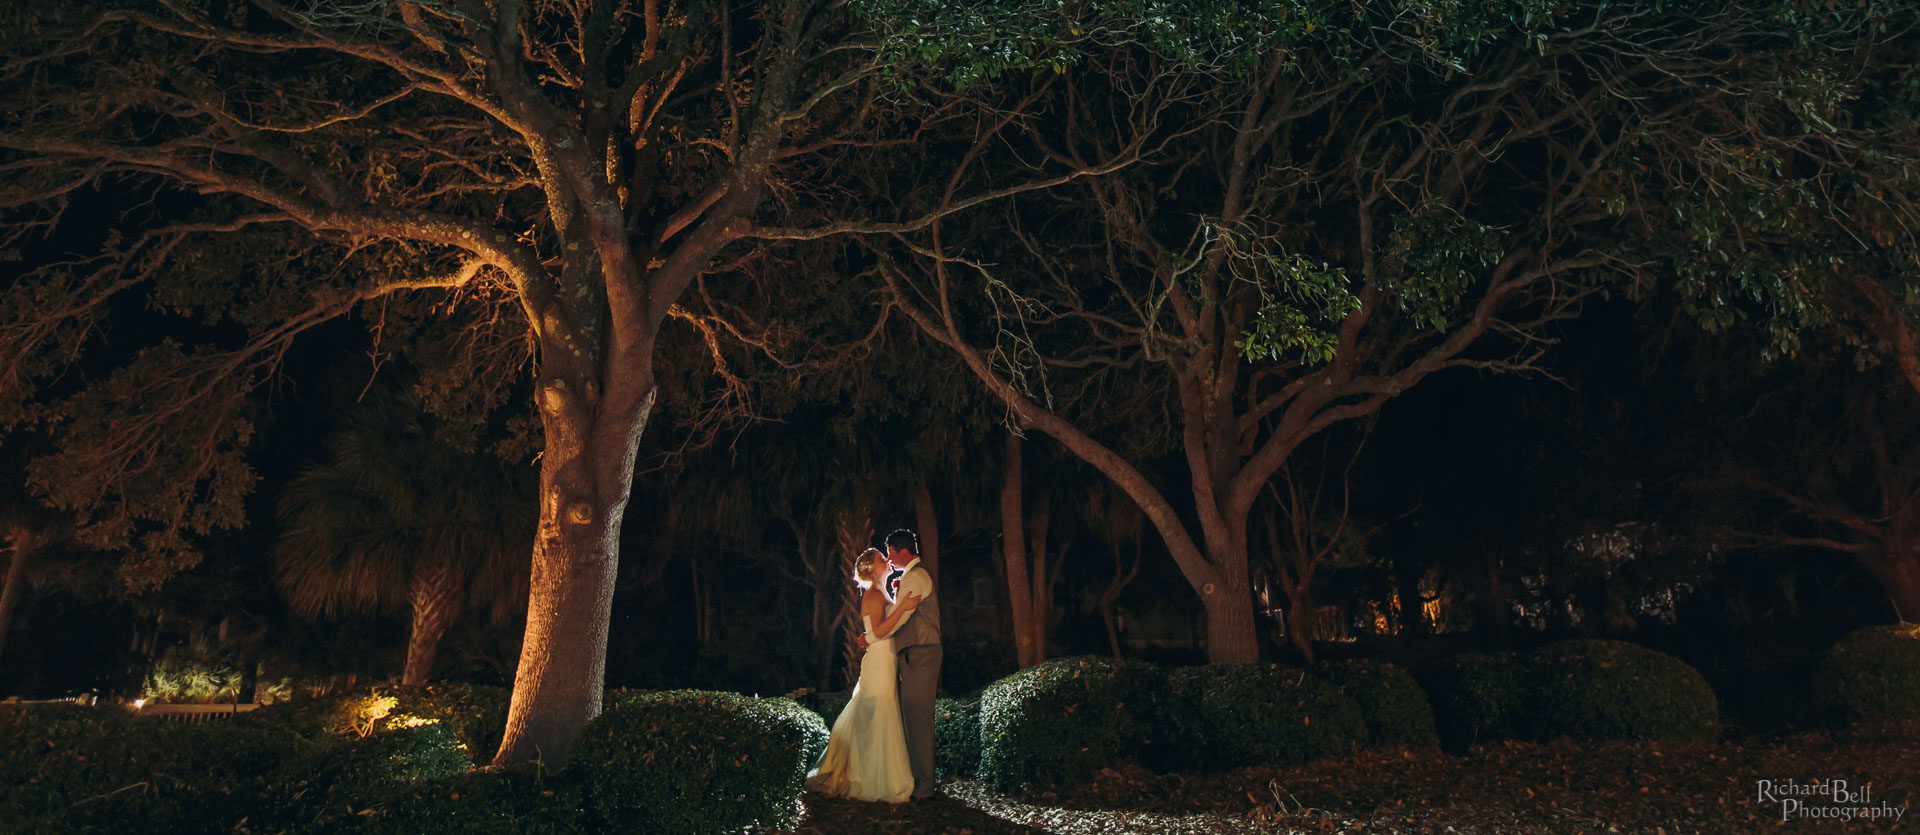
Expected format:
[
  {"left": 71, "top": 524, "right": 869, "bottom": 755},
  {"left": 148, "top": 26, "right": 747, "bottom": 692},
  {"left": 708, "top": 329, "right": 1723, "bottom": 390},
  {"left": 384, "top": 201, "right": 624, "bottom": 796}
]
[{"left": 0, "top": 0, "right": 1118, "bottom": 763}]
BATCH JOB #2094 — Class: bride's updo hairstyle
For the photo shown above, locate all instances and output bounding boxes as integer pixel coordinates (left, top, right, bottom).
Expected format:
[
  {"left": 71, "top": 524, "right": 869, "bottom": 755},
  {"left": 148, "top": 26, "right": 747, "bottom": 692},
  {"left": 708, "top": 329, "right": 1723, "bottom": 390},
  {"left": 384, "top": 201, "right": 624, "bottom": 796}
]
[{"left": 851, "top": 548, "right": 883, "bottom": 589}]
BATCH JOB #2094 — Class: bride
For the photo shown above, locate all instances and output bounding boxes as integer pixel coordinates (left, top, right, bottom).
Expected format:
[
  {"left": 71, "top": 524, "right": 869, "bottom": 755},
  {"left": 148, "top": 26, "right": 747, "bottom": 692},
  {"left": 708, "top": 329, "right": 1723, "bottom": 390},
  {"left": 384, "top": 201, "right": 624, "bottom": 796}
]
[{"left": 805, "top": 547, "right": 924, "bottom": 802}]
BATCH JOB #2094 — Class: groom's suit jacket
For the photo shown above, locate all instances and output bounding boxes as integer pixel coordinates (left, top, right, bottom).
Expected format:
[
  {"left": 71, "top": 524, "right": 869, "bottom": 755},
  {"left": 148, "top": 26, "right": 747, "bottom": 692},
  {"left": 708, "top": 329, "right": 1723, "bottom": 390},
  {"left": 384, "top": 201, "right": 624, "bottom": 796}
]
[{"left": 889, "top": 558, "right": 941, "bottom": 649}]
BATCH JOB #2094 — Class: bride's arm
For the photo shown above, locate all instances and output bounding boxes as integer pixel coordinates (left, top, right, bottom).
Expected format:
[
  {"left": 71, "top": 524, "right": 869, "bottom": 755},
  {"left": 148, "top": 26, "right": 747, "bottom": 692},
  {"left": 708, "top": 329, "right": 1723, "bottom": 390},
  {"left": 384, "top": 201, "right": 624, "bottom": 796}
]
[
  {"left": 861, "top": 588, "right": 885, "bottom": 639},
  {"left": 870, "top": 588, "right": 923, "bottom": 639}
]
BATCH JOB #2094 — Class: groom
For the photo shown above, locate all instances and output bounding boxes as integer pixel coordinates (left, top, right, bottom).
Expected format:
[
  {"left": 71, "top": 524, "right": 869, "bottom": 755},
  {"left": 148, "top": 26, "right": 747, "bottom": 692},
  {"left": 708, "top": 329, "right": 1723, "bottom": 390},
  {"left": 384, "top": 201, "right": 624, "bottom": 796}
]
[{"left": 882, "top": 528, "right": 941, "bottom": 800}]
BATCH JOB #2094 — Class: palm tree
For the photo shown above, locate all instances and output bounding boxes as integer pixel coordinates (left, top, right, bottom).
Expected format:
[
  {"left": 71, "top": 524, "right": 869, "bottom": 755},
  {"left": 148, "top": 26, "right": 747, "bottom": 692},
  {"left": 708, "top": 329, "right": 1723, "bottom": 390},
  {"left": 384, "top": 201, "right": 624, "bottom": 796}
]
[{"left": 275, "top": 389, "right": 535, "bottom": 685}]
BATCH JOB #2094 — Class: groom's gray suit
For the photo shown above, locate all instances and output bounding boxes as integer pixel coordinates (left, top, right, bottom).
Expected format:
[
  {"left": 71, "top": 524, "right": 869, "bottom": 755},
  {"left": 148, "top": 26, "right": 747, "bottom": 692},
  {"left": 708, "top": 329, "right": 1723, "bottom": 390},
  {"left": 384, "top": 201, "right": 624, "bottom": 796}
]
[{"left": 889, "top": 556, "right": 941, "bottom": 800}]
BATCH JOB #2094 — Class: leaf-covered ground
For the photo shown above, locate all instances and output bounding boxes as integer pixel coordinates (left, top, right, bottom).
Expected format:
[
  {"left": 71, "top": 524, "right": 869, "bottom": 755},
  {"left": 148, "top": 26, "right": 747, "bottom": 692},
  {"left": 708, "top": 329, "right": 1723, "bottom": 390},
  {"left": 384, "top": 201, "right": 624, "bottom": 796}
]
[{"left": 774, "top": 721, "right": 1919, "bottom": 834}]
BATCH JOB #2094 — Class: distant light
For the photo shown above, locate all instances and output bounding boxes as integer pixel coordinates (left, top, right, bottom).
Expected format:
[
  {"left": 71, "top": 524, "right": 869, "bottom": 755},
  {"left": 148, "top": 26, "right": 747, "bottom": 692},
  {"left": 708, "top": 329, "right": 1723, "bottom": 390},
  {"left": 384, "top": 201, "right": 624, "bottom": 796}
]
[{"left": 133, "top": 698, "right": 146, "bottom": 709}]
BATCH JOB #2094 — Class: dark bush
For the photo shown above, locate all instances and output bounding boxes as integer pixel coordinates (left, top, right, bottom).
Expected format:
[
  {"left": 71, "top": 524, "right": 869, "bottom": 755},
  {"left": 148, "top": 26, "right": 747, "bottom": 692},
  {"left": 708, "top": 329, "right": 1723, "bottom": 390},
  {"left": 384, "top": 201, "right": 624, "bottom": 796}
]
[
  {"left": 1529, "top": 640, "right": 1719, "bottom": 742},
  {"left": 1813, "top": 623, "right": 1920, "bottom": 722},
  {"left": 1416, "top": 652, "right": 1536, "bottom": 752},
  {"left": 807, "top": 689, "right": 852, "bottom": 727},
  {"left": 0, "top": 706, "right": 297, "bottom": 834},
  {"left": 235, "top": 691, "right": 356, "bottom": 740},
  {"left": 353, "top": 764, "right": 589, "bottom": 835},
  {"left": 976, "top": 656, "right": 1167, "bottom": 792},
  {"left": 380, "top": 683, "right": 512, "bottom": 758},
  {"left": 934, "top": 696, "right": 981, "bottom": 780},
  {"left": 568, "top": 690, "right": 828, "bottom": 835},
  {"left": 277, "top": 721, "right": 475, "bottom": 829},
  {"left": 1316, "top": 659, "right": 1439, "bottom": 749},
  {"left": 1157, "top": 664, "right": 1365, "bottom": 772}
]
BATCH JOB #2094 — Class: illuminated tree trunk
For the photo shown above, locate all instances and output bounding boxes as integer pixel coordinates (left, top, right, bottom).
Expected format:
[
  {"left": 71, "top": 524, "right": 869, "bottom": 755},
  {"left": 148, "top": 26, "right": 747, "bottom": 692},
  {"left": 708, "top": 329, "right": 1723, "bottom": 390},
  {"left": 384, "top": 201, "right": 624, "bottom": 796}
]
[
  {"left": 402, "top": 549, "right": 463, "bottom": 686},
  {"left": 493, "top": 339, "right": 660, "bottom": 765},
  {"left": 0, "top": 525, "right": 32, "bottom": 666}
]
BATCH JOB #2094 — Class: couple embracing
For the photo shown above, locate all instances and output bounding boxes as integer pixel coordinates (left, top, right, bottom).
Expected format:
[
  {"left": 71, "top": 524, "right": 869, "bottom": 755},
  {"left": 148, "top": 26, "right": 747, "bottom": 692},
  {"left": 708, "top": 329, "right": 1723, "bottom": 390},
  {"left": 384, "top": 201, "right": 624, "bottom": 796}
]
[{"left": 805, "top": 529, "right": 942, "bottom": 803}]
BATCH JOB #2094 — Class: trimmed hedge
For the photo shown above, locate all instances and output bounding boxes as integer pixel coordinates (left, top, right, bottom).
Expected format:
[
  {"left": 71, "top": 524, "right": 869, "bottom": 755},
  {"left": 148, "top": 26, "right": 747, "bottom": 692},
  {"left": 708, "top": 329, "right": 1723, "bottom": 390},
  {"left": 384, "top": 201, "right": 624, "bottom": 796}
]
[
  {"left": 351, "top": 764, "right": 588, "bottom": 835},
  {"left": 1317, "top": 659, "right": 1439, "bottom": 749},
  {"left": 934, "top": 696, "right": 981, "bottom": 780},
  {"left": 0, "top": 705, "right": 297, "bottom": 834},
  {"left": 1529, "top": 640, "right": 1719, "bottom": 742},
  {"left": 568, "top": 690, "right": 828, "bottom": 835},
  {"left": 1814, "top": 623, "right": 1920, "bottom": 722},
  {"left": 977, "top": 656, "right": 1167, "bottom": 792},
  {"left": 1416, "top": 652, "right": 1536, "bottom": 752},
  {"left": 1158, "top": 663, "right": 1365, "bottom": 772},
  {"left": 298, "top": 721, "right": 473, "bottom": 800}
]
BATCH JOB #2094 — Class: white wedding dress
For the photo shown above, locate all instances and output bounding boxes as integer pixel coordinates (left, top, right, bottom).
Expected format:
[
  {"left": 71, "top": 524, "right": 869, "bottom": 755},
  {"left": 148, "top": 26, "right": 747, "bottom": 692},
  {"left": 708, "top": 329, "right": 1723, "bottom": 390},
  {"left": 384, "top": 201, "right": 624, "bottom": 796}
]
[{"left": 804, "top": 613, "right": 914, "bottom": 802}]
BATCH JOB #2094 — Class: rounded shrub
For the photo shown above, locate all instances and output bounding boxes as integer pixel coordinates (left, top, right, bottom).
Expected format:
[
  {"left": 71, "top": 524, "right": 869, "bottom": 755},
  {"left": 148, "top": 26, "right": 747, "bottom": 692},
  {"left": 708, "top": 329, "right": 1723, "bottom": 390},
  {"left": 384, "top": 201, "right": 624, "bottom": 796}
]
[
  {"left": 1528, "top": 640, "right": 1719, "bottom": 742},
  {"left": 569, "top": 690, "right": 829, "bottom": 835},
  {"left": 355, "top": 764, "right": 589, "bottom": 835},
  {"left": 1316, "top": 659, "right": 1439, "bottom": 749},
  {"left": 934, "top": 696, "right": 981, "bottom": 780},
  {"left": 278, "top": 720, "right": 476, "bottom": 828},
  {"left": 1416, "top": 652, "right": 1536, "bottom": 752},
  {"left": 0, "top": 705, "right": 296, "bottom": 834},
  {"left": 977, "top": 656, "right": 1168, "bottom": 792},
  {"left": 1813, "top": 622, "right": 1920, "bottom": 722},
  {"left": 1157, "top": 663, "right": 1365, "bottom": 772}
]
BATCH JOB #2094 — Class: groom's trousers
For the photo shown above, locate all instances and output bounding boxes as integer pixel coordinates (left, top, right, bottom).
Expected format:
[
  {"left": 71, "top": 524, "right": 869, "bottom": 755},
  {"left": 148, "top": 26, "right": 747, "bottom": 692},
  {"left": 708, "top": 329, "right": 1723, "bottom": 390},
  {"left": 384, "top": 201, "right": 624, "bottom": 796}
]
[{"left": 896, "top": 643, "right": 942, "bottom": 799}]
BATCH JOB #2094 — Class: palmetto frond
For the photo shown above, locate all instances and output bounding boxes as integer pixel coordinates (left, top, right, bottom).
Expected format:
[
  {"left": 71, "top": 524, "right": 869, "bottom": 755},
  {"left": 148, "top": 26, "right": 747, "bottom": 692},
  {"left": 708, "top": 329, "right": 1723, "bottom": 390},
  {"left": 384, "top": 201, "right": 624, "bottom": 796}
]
[{"left": 273, "top": 387, "right": 534, "bottom": 624}]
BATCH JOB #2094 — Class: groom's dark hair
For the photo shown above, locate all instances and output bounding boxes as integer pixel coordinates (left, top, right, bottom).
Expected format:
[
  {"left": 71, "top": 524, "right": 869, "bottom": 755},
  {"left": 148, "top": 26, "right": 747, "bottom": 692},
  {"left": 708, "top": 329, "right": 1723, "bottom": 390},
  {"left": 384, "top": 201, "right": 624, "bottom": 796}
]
[{"left": 884, "top": 528, "right": 919, "bottom": 557}]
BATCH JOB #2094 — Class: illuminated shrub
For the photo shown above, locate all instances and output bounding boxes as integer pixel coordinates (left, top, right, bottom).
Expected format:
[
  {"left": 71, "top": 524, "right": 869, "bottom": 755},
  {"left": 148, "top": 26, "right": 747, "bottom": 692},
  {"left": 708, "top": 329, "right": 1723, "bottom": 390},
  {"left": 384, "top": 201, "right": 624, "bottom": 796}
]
[
  {"left": 1316, "top": 659, "right": 1439, "bottom": 749},
  {"left": 976, "top": 656, "right": 1168, "bottom": 792},
  {"left": 381, "top": 683, "right": 512, "bottom": 757},
  {"left": 1157, "top": 663, "right": 1365, "bottom": 772},
  {"left": 1814, "top": 623, "right": 1920, "bottom": 722},
  {"left": 0, "top": 706, "right": 294, "bottom": 833},
  {"left": 569, "top": 690, "right": 828, "bottom": 835},
  {"left": 1529, "top": 640, "right": 1719, "bottom": 742},
  {"left": 1416, "top": 652, "right": 1536, "bottom": 751},
  {"left": 935, "top": 696, "right": 982, "bottom": 779},
  {"left": 143, "top": 638, "right": 295, "bottom": 705},
  {"left": 242, "top": 682, "right": 509, "bottom": 756}
]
